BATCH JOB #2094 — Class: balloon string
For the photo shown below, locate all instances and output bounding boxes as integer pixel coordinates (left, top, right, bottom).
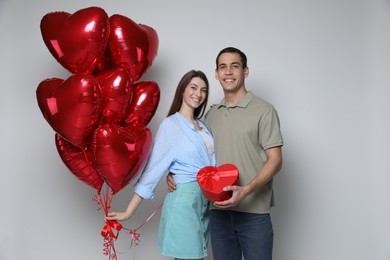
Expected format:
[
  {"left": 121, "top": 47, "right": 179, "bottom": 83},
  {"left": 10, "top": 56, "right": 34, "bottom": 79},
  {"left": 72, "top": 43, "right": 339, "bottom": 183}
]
[
  {"left": 104, "top": 185, "right": 113, "bottom": 215},
  {"left": 93, "top": 185, "right": 120, "bottom": 260},
  {"left": 93, "top": 187, "right": 163, "bottom": 259},
  {"left": 118, "top": 202, "right": 163, "bottom": 260},
  {"left": 122, "top": 202, "right": 163, "bottom": 245},
  {"left": 112, "top": 202, "right": 163, "bottom": 259},
  {"left": 130, "top": 202, "right": 163, "bottom": 231}
]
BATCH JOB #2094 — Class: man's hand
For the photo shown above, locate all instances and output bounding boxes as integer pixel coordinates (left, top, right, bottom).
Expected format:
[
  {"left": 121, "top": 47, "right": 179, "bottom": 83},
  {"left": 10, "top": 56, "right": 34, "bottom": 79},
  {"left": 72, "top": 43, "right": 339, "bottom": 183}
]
[
  {"left": 214, "top": 146, "right": 283, "bottom": 208},
  {"left": 214, "top": 185, "right": 248, "bottom": 208},
  {"left": 166, "top": 172, "right": 176, "bottom": 192}
]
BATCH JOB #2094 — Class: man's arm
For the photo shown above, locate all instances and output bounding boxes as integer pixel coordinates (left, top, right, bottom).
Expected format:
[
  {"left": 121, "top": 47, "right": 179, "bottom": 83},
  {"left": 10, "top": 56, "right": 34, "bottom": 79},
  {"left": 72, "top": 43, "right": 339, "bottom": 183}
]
[
  {"left": 166, "top": 172, "right": 176, "bottom": 192},
  {"left": 214, "top": 146, "right": 283, "bottom": 208}
]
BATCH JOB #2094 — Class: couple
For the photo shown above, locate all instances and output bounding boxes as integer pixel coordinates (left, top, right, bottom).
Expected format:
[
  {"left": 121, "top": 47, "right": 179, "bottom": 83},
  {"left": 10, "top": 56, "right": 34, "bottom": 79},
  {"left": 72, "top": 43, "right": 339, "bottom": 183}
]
[{"left": 106, "top": 47, "right": 284, "bottom": 260}]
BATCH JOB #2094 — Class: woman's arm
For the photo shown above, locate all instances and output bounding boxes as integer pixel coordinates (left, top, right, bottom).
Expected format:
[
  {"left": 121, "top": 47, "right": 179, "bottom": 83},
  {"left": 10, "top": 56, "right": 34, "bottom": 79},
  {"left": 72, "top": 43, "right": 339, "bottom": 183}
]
[{"left": 106, "top": 193, "right": 144, "bottom": 221}]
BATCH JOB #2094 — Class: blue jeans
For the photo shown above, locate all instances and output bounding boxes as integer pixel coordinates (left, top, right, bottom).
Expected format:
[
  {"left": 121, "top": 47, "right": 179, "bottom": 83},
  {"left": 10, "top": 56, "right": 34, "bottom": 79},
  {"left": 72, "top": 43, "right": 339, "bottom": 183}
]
[{"left": 209, "top": 210, "right": 273, "bottom": 260}]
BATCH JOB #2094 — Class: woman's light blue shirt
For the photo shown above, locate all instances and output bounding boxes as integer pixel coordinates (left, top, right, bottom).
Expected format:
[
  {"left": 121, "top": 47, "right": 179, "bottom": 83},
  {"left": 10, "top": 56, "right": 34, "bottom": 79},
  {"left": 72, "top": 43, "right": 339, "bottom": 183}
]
[{"left": 134, "top": 112, "right": 216, "bottom": 200}]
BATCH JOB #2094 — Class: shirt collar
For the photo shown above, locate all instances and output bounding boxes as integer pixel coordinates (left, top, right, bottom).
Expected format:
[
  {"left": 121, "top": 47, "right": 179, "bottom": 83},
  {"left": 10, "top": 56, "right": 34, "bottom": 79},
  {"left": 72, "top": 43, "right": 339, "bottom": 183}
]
[
  {"left": 174, "top": 112, "right": 202, "bottom": 131},
  {"left": 218, "top": 91, "right": 254, "bottom": 109}
]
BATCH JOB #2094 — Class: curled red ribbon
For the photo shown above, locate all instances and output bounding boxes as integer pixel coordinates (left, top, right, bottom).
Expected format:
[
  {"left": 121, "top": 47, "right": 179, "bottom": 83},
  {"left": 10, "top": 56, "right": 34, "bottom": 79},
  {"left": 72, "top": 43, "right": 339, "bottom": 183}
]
[
  {"left": 93, "top": 185, "right": 163, "bottom": 259},
  {"left": 93, "top": 186, "right": 120, "bottom": 260},
  {"left": 101, "top": 220, "right": 123, "bottom": 239},
  {"left": 123, "top": 203, "right": 163, "bottom": 247},
  {"left": 101, "top": 220, "right": 122, "bottom": 259}
]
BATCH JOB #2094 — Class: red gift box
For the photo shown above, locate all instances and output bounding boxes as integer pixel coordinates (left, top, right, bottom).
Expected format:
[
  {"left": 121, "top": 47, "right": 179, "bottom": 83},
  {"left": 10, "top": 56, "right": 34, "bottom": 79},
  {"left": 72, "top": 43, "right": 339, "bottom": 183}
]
[{"left": 197, "top": 164, "right": 239, "bottom": 202}]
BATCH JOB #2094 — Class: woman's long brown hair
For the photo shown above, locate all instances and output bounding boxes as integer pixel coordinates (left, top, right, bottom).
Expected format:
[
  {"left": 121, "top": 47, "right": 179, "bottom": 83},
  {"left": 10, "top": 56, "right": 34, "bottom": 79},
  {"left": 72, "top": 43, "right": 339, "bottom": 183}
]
[{"left": 167, "top": 70, "right": 209, "bottom": 119}]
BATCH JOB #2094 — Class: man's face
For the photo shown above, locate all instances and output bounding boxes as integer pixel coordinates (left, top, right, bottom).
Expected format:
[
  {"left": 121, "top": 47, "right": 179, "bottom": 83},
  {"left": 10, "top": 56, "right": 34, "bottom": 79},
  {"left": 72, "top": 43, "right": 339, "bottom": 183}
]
[{"left": 215, "top": 52, "right": 248, "bottom": 93}]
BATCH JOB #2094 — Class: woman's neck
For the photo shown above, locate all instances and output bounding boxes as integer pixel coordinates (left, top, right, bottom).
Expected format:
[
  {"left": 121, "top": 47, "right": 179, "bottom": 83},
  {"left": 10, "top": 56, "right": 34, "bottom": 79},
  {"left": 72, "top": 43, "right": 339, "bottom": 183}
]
[
  {"left": 179, "top": 109, "right": 201, "bottom": 130},
  {"left": 178, "top": 108, "right": 195, "bottom": 121}
]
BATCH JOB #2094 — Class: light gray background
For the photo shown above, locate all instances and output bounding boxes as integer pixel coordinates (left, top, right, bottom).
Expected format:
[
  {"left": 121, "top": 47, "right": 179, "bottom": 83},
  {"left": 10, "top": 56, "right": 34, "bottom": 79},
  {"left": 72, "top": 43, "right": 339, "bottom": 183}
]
[{"left": 1, "top": 0, "right": 389, "bottom": 259}]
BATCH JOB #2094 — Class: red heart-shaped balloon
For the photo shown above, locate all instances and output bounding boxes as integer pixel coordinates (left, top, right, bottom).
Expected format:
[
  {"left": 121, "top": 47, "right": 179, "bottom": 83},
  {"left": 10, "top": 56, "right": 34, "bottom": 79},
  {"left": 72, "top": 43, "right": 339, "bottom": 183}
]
[
  {"left": 40, "top": 6, "right": 110, "bottom": 74},
  {"left": 197, "top": 164, "right": 240, "bottom": 202},
  {"left": 139, "top": 24, "right": 159, "bottom": 73},
  {"left": 91, "top": 124, "right": 152, "bottom": 194},
  {"left": 55, "top": 134, "right": 104, "bottom": 192},
  {"left": 95, "top": 68, "right": 133, "bottom": 124},
  {"left": 121, "top": 81, "right": 160, "bottom": 127},
  {"left": 106, "top": 15, "right": 159, "bottom": 82},
  {"left": 36, "top": 73, "right": 102, "bottom": 147}
]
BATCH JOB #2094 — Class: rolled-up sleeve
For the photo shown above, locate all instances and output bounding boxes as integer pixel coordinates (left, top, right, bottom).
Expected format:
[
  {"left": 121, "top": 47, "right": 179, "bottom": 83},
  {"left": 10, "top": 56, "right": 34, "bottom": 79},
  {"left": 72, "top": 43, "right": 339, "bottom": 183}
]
[{"left": 134, "top": 120, "right": 175, "bottom": 199}]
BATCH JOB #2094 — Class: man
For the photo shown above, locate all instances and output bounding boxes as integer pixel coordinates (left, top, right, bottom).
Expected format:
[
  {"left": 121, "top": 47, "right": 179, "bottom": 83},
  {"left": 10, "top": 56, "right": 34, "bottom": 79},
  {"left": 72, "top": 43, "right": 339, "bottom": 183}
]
[{"left": 169, "top": 47, "right": 283, "bottom": 260}]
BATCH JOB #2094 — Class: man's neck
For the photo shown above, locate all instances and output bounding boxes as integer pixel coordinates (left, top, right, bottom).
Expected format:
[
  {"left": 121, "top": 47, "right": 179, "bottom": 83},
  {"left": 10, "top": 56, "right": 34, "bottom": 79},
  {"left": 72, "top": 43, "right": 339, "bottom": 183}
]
[{"left": 224, "top": 87, "right": 248, "bottom": 107}]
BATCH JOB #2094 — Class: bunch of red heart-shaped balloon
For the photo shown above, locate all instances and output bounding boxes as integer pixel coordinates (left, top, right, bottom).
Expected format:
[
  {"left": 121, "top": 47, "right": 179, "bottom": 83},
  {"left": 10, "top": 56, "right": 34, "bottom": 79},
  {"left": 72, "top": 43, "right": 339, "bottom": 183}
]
[{"left": 36, "top": 6, "right": 160, "bottom": 196}]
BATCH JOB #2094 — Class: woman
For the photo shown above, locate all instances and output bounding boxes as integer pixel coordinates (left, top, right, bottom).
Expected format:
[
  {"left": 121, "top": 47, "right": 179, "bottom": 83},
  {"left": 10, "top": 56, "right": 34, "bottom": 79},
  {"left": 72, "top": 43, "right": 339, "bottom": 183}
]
[{"left": 106, "top": 70, "right": 215, "bottom": 260}]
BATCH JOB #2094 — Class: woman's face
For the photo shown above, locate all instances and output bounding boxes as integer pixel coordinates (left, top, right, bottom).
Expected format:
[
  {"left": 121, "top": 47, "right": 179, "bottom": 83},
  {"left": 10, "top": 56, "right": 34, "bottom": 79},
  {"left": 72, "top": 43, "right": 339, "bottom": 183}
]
[{"left": 181, "top": 77, "right": 208, "bottom": 110}]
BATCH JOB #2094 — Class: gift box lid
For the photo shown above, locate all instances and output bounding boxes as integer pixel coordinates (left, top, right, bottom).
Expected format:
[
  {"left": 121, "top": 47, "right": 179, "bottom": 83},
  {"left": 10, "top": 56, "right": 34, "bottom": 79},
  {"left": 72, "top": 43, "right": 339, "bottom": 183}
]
[{"left": 197, "top": 164, "right": 239, "bottom": 202}]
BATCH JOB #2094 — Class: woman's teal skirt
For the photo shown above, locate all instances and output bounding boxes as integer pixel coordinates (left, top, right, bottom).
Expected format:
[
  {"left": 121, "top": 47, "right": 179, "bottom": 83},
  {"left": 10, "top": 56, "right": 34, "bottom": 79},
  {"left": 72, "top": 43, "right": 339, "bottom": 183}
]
[{"left": 158, "top": 181, "right": 210, "bottom": 259}]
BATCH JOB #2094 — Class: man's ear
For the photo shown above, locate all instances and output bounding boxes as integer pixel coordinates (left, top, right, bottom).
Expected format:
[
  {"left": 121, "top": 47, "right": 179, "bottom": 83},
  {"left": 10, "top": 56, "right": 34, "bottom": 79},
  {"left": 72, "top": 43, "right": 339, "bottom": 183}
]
[{"left": 244, "top": 67, "right": 249, "bottom": 78}]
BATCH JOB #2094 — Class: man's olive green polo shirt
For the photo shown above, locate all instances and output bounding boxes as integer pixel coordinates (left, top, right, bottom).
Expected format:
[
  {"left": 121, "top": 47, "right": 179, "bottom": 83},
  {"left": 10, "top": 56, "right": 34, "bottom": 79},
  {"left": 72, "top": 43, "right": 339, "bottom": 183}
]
[{"left": 204, "top": 91, "right": 283, "bottom": 213}]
